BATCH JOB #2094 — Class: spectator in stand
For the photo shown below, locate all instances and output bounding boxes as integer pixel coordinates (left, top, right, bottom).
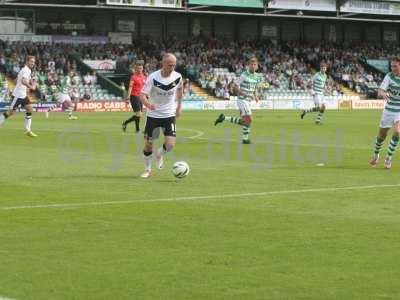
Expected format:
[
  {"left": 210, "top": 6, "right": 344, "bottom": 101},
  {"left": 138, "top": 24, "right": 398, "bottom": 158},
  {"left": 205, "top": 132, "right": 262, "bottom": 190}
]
[
  {"left": 83, "top": 72, "right": 92, "bottom": 85},
  {"left": 83, "top": 90, "right": 91, "bottom": 101},
  {"left": 366, "top": 72, "right": 374, "bottom": 82},
  {"left": 223, "top": 87, "right": 230, "bottom": 100},
  {"left": 90, "top": 71, "right": 97, "bottom": 85},
  {"left": 72, "top": 71, "right": 80, "bottom": 85},
  {"left": 71, "top": 77, "right": 80, "bottom": 103},
  {"left": 47, "top": 71, "right": 58, "bottom": 86},
  {"left": 120, "top": 81, "right": 126, "bottom": 97},
  {"left": 48, "top": 58, "right": 55, "bottom": 72},
  {"left": 0, "top": 72, "right": 9, "bottom": 102},
  {"left": 38, "top": 80, "right": 49, "bottom": 102},
  {"left": 183, "top": 78, "right": 192, "bottom": 97},
  {"left": 0, "top": 53, "right": 6, "bottom": 74}
]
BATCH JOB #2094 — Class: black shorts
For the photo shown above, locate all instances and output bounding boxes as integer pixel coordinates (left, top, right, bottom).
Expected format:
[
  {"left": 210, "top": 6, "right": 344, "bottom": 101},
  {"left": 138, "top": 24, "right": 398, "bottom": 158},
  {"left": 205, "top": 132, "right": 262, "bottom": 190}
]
[
  {"left": 130, "top": 95, "right": 142, "bottom": 113},
  {"left": 10, "top": 97, "right": 30, "bottom": 110},
  {"left": 144, "top": 116, "right": 176, "bottom": 140}
]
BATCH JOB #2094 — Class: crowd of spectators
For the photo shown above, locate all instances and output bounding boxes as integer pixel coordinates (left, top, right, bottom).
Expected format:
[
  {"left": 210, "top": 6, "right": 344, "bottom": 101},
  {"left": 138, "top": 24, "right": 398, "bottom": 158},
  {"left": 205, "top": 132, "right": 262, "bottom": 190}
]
[
  {"left": 296, "top": 42, "right": 387, "bottom": 96},
  {"left": 0, "top": 40, "right": 102, "bottom": 101},
  {"left": 0, "top": 38, "right": 397, "bottom": 102},
  {"left": 184, "top": 39, "right": 389, "bottom": 99}
]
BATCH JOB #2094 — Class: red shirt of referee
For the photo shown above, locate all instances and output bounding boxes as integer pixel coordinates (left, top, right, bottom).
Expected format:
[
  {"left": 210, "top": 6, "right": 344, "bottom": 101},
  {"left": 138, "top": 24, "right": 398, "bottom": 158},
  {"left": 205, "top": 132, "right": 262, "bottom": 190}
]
[{"left": 122, "top": 60, "right": 146, "bottom": 133}]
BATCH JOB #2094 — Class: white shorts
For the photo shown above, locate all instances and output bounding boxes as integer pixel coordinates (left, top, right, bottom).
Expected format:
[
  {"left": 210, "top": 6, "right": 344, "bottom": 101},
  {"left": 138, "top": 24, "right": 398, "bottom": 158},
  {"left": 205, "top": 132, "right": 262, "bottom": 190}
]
[
  {"left": 237, "top": 100, "right": 251, "bottom": 116},
  {"left": 313, "top": 94, "right": 325, "bottom": 107},
  {"left": 57, "top": 93, "right": 71, "bottom": 104},
  {"left": 379, "top": 109, "right": 400, "bottom": 128}
]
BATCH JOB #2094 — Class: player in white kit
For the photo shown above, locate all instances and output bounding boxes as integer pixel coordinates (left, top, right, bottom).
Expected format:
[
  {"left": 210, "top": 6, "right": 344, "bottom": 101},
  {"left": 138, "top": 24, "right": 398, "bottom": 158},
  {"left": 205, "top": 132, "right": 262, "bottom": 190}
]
[
  {"left": 0, "top": 56, "right": 38, "bottom": 137},
  {"left": 139, "top": 53, "right": 183, "bottom": 178}
]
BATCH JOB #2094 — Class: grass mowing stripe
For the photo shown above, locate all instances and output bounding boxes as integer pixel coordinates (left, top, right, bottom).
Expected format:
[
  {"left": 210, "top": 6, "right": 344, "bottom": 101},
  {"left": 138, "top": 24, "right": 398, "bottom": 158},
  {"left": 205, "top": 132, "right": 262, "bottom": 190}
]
[{"left": 1, "top": 183, "right": 399, "bottom": 211}]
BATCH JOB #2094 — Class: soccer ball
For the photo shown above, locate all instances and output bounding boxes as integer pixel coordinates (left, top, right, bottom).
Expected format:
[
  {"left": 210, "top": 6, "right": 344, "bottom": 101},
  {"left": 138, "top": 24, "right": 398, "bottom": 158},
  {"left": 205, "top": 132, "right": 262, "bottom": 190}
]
[{"left": 172, "top": 161, "right": 190, "bottom": 178}]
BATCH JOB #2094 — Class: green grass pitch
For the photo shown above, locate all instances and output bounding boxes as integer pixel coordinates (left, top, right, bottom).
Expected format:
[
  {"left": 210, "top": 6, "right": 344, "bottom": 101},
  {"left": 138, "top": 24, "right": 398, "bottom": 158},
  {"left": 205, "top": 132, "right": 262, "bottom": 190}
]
[{"left": 1, "top": 110, "right": 400, "bottom": 299}]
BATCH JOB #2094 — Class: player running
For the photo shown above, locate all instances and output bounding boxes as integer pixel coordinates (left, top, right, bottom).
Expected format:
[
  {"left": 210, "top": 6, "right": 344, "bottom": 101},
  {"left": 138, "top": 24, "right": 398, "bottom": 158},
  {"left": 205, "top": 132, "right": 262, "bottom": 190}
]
[
  {"left": 122, "top": 60, "right": 146, "bottom": 133},
  {"left": 0, "top": 55, "right": 38, "bottom": 137},
  {"left": 214, "top": 57, "right": 262, "bottom": 144},
  {"left": 370, "top": 58, "right": 400, "bottom": 169},
  {"left": 300, "top": 62, "right": 328, "bottom": 124},
  {"left": 46, "top": 71, "right": 78, "bottom": 120},
  {"left": 139, "top": 53, "right": 183, "bottom": 178}
]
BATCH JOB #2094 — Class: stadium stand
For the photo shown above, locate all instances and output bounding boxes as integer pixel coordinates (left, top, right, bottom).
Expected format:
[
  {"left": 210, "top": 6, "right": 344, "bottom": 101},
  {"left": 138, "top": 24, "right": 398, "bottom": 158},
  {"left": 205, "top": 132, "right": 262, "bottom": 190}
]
[{"left": 0, "top": 38, "right": 396, "bottom": 103}]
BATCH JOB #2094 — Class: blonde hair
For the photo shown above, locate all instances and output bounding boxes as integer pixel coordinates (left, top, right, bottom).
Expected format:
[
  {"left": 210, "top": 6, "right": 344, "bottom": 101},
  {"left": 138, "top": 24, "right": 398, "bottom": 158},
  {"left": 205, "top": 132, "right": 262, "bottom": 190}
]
[
  {"left": 248, "top": 56, "right": 258, "bottom": 64},
  {"left": 26, "top": 55, "right": 35, "bottom": 63}
]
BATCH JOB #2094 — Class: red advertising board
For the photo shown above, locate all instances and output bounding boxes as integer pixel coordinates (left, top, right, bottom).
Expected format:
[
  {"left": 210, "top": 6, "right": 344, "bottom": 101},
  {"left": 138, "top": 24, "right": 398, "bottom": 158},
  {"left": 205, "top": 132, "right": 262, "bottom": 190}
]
[{"left": 76, "top": 101, "right": 131, "bottom": 112}]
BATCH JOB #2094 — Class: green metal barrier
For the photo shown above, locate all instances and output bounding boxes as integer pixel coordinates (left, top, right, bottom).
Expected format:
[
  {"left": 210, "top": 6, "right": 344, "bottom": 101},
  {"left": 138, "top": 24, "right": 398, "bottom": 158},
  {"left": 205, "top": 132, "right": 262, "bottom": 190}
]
[
  {"left": 362, "top": 58, "right": 389, "bottom": 75},
  {"left": 71, "top": 54, "right": 126, "bottom": 98}
]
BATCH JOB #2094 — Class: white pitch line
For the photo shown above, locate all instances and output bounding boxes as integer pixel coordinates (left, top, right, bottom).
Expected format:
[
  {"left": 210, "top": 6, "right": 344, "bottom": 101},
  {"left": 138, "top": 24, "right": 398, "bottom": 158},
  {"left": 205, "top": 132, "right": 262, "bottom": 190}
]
[
  {"left": 179, "top": 128, "right": 204, "bottom": 139},
  {"left": 1, "top": 183, "right": 399, "bottom": 211},
  {"left": 0, "top": 296, "right": 16, "bottom": 300}
]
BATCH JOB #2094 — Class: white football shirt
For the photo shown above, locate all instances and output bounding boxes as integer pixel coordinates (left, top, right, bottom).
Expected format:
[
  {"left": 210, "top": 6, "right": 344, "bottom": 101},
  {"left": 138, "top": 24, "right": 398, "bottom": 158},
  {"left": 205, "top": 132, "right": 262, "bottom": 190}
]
[
  {"left": 142, "top": 70, "right": 183, "bottom": 118},
  {"left": 13, "top": 66, "right": 31, "bottom": 99}
]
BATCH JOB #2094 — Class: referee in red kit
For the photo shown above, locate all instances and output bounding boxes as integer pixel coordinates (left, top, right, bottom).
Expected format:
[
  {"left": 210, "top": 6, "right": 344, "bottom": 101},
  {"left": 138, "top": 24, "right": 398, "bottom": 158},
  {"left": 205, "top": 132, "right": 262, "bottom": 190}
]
[{"left": 122, "top": 60, "right": 146, "bottom": 133}]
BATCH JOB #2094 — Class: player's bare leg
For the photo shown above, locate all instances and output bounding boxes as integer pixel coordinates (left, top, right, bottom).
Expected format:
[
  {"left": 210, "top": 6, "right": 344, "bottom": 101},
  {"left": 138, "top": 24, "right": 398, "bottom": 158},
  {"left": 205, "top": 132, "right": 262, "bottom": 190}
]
[
  {"left": 0, "top": 109, "right": 14, "bottom": 126},
  {"left": 141, "top": 138, "right": 153, "bottom": 178},
  {"left": 24, "top": 104, "right": 37, "bottom": 137},
  {"left": 155, "top": 135, "right": 176, "bottom": 170}
]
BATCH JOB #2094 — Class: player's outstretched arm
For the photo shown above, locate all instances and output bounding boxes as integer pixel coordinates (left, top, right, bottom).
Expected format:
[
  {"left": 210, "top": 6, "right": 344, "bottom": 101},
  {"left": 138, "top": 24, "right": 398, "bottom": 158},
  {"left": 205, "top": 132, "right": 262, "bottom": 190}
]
[
  {"left": 233, "top": 84, "right": 246, "bottom": 97},
  {"left": 126, "top": 83, "right": 133, "bottom": 101},
  {"left": 254, "top": 86, "right": 260, "bottom": 102},
  {"left": 22, "top": 78, "right": 36, "bottom": 90},
  {"left": 378, "top": 88, "right": 390, "bottom": 101},
  {"left": 140, "top": 93, "right": 156, "bottom": 110},
  {"left": 176, "top": 87, "right": 183, "bottom": 118}
]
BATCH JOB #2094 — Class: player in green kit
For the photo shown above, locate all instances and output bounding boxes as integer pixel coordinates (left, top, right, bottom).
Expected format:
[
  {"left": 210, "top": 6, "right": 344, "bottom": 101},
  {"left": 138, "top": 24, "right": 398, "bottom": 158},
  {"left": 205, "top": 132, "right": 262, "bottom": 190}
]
[
  {"left": 301, "top": 62, "right": 328, "bottom": 124},
  {"left": 46, "top": 72, "right": 77, "bottom": 120},
  {"left": 370, "top": 58, "right": 400, "bottom": 169},
  {"left": 214, "top": 57, "right": 262, "bottom": 144}
]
